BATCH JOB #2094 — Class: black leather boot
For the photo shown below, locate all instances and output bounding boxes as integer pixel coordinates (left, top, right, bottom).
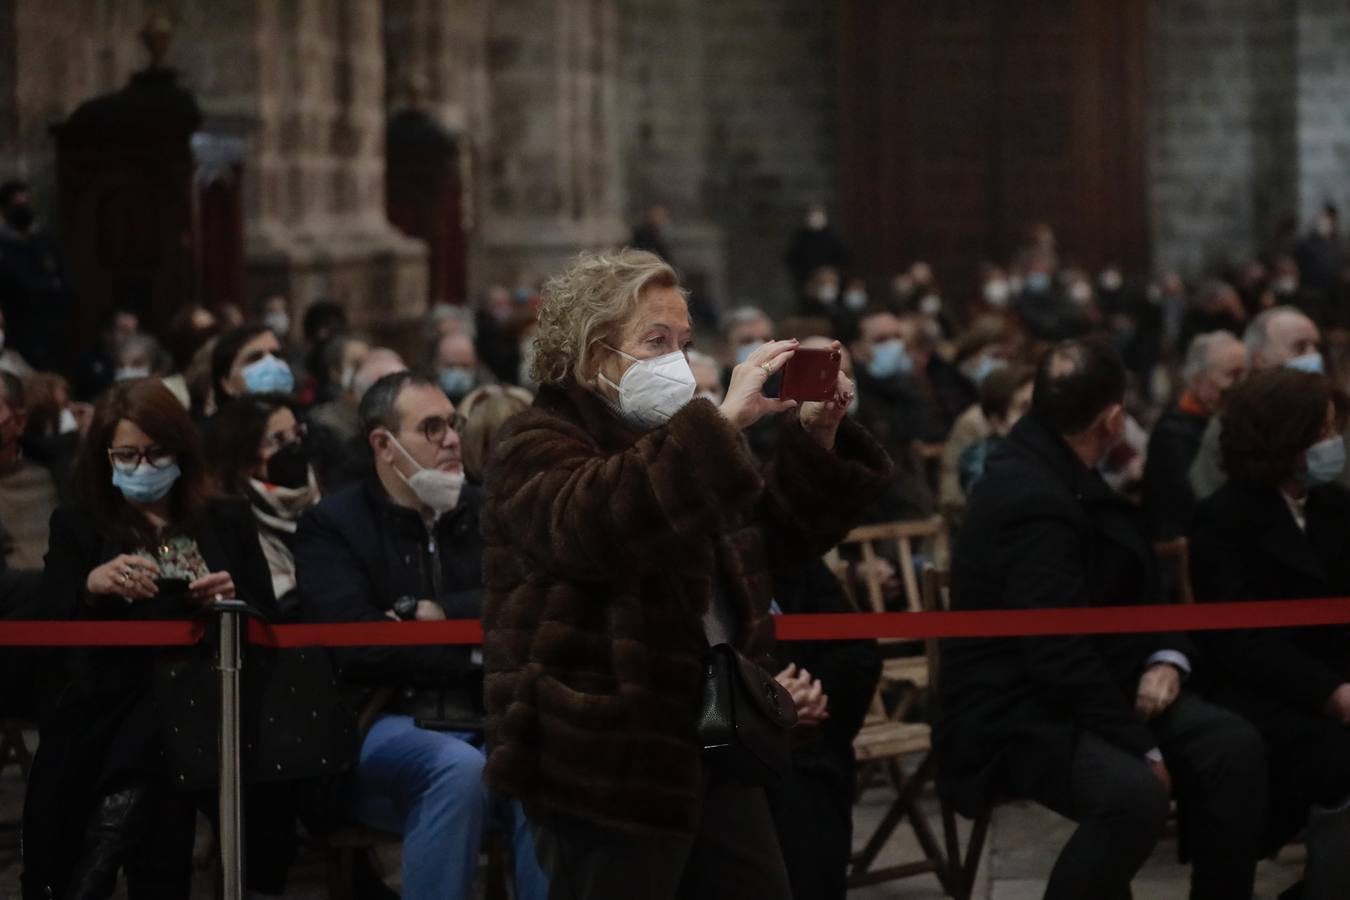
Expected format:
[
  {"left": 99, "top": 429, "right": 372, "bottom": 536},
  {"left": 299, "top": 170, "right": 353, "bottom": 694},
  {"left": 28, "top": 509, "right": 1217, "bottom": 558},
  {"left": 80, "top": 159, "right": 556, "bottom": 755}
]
[{"left": 63, "top": 784, "right": 153, "bottom": 900}]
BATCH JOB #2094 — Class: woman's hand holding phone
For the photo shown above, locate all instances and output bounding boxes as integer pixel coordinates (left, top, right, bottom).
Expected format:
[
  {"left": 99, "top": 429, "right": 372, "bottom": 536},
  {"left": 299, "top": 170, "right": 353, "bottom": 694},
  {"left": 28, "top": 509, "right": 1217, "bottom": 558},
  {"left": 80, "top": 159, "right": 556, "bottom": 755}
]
[
  {"left": 719, "top": 339, "right": 800, "bottom": 431},
  {"left": 796, "top": 341, "right": 854, "bottom": 450}
]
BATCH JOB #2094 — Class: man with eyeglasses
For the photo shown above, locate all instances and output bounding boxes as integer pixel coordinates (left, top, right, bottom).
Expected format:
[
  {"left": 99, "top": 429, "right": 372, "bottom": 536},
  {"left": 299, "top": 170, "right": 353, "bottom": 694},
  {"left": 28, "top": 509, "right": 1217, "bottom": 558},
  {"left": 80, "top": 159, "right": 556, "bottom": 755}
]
[{"left": 293, "top": 370, "right": 547, "bottom": 899}]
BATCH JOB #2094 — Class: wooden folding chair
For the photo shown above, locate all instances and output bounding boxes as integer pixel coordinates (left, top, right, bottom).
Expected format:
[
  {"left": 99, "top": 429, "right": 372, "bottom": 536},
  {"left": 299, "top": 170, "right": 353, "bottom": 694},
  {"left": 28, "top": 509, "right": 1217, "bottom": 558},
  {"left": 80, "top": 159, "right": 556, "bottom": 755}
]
[
  {"left": 845, "top": 546, "right": 952, "bottom": 893},
  {"left": 836, "top": 518, "right": 951, "bottom": 715}
]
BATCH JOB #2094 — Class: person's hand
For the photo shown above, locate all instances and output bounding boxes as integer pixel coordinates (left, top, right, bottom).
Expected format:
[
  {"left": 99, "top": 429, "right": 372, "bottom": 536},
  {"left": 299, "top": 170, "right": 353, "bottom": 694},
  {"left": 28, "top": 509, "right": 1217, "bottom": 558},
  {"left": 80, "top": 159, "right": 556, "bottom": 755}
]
[
  {"left": 797, "top": 342, "right": 855, "bottom": 450},
  {"left": 87, "top": 554, "right": 160, "bottom": 600},
  {"left": 1325, "top": 684, "right": 1350, "bottom": 723},
  {"left": 1148, "top": 756, "right": 1172, "bottom": 796},
  {"left": 776, "top": 663, "right": 830, "bottom": 726},
  {"left": 190, "top": 571, "right": 236, "bottom": 606},
  {"left": 414, "top": 600, "right": 447, "bottom": 621},
  {"left": 1135, "top": 663, "right": 1182, "bottom": 720},
  {"left": 719, "top": 340, "right": 799, "bottom": 431}
]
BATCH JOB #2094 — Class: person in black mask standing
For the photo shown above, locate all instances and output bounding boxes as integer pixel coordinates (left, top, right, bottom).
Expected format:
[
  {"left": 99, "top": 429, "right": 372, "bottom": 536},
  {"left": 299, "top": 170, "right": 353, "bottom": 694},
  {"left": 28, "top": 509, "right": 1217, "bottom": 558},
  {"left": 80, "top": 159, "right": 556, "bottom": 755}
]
[
  {"left": 206, "top": 393, "right": 318, "bottom": 619},
  {"left": 0, "top": 180, "right": 75, "bottom": 374}
]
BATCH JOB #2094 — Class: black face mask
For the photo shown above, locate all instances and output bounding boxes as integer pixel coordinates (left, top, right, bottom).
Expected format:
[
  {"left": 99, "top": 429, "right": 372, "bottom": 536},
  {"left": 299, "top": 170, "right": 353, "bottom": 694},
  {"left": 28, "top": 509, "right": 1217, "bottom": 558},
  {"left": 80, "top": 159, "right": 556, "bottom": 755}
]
[
  {"left": 265, "top": 441, "right": 311, "bottom": 489},
  {"left": 3, "top": 204, "right": 35, "bottom": 234}
]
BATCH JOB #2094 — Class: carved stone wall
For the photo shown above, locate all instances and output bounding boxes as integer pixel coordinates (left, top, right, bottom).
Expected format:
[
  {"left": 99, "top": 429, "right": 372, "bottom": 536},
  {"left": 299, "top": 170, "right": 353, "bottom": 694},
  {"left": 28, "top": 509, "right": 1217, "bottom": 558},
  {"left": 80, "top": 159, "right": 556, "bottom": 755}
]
[{"left": 473, "top": 0, "right": 627, "bottom": 292}]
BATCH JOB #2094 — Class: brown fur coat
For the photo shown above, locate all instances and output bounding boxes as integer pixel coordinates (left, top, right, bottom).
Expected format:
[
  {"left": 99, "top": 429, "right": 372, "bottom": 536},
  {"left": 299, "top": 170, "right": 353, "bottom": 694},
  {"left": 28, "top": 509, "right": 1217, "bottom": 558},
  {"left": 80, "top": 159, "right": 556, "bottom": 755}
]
[{"left": 481, "top": 381, "right": 892, "bottom": 836}]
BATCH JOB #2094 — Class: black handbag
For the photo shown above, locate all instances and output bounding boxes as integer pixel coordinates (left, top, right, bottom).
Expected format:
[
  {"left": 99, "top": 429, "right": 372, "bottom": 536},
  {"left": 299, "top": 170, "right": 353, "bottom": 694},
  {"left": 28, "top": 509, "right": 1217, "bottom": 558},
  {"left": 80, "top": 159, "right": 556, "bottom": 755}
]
[{"left": 697, "top": 643, "right": 797, "bottom": 787}]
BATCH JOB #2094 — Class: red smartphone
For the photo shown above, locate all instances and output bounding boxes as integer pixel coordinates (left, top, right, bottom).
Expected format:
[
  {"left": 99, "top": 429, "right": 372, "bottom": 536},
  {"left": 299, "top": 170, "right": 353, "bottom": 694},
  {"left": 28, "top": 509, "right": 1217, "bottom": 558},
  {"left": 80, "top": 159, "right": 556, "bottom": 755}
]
[{"left": 779, "top": 348, "right": 842, "bottom": 402}]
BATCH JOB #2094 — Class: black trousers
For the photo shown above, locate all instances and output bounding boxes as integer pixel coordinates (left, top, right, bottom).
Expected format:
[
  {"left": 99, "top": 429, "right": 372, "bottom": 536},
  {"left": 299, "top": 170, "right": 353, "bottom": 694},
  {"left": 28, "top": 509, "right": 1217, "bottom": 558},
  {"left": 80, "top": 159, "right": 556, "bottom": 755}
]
[
  {"left": 1010, "top": 693, "right": 1267, "bottom": 900},
  {"left": 767, "top": 748, "right": 855, "bottom": 900},
  {"left": 531, "top": 777, "right": 792, "bottom": 900}
]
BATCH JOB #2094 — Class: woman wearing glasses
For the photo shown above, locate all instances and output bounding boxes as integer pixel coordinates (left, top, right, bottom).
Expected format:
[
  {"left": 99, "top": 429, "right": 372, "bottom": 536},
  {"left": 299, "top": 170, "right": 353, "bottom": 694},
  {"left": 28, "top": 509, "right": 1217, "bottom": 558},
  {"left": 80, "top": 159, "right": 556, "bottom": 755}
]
[
  {"left": 207, "top": 393, "right": 318, "bottom": 617},
  {"left": 21, "top": 379, "right": 304, "bottom": 899}
]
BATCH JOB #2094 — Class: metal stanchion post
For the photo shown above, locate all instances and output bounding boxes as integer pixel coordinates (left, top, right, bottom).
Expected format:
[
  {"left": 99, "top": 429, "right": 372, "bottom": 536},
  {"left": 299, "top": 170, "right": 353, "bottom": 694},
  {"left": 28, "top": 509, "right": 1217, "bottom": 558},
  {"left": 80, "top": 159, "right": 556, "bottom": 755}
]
[{"left": 214, "top": 598, "right": 249, "bottom": 900}]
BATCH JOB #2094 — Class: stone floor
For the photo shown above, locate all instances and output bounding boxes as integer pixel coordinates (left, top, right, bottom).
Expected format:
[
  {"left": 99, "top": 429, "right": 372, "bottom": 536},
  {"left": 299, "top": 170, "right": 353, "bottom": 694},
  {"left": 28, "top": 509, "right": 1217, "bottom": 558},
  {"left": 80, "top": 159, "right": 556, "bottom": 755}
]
[{"left": 0, "top": 727, "right": 1307, "bottom": 899}]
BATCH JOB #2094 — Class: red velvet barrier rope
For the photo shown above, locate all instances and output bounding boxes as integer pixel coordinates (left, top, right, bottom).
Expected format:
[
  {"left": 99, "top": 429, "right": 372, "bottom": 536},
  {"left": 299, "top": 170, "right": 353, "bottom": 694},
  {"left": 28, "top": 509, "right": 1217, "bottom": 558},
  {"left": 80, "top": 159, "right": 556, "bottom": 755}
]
[{"left": 6, "top": 597, "right": 1350, "bottom": 647}]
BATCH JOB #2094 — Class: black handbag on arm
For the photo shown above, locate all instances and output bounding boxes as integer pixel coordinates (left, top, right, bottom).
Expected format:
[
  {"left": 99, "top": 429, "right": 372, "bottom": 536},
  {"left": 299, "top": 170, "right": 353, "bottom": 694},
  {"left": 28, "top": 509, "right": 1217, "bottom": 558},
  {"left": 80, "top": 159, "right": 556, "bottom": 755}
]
[{"left": 697, "top": 643, "right": 798, "bottom": 787}]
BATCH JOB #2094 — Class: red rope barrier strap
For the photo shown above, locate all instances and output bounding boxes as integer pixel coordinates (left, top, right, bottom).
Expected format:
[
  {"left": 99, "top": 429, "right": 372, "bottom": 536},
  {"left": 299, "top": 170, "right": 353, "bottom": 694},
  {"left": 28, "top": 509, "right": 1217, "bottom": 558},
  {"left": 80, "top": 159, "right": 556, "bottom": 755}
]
[
  {"left": 8, "top": 598, "right": 1350, "bottom": 647},
  {"left": 0, "top": 619, "right": 203, "bottom": 646}
]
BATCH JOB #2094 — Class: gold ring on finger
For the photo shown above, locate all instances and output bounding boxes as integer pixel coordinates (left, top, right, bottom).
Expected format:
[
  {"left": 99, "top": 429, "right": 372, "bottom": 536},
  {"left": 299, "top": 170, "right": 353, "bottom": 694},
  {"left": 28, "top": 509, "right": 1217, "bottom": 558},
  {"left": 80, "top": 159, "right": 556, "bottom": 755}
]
[{"left": 760, "top": 363, "right": 773, "bottom": 374}]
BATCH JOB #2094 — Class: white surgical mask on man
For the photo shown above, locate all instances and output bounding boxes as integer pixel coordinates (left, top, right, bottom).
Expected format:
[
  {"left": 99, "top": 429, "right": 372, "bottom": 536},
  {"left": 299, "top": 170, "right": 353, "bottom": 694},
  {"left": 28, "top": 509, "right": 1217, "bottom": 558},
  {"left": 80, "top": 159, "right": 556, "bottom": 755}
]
[
  {"left": 598, "top": 344, "right": 697, "bottom": 431},
  {"left": 383, "top": 431, "right": 464, "bottom": 516}
]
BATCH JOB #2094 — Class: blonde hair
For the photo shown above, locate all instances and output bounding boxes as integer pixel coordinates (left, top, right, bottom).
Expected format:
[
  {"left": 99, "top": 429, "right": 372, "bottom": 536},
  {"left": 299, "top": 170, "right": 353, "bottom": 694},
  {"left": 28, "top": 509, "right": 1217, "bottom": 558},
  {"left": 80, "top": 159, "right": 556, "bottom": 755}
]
[
  {"left": 458, "top": 384, "right": 535, "bottom": 481},
  {"left": 530, "top": 249, "right": 681, "bottom": 385}
]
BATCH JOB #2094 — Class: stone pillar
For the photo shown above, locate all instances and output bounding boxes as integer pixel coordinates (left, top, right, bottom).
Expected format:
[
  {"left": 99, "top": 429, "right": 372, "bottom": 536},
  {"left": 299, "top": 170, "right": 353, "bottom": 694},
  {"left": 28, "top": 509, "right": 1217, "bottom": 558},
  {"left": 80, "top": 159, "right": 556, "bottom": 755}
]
[
  {"left": 475, "top": 0, "right": 626, "bottom": 291},
  {"left": 1148, "top": 0, "right": 1298, "bottom": 274},
  {"left": 616, "top": 0, "right": 726, "bottom": 308},
  {"left": 236, "top": 0, "right": 426, "bottom": 328},
  {"left": 383, "top": 0, "right": 488, "bottom": 136},
  {"left": 1295, "top": 0, "right": 1350, "bottom": 224}
]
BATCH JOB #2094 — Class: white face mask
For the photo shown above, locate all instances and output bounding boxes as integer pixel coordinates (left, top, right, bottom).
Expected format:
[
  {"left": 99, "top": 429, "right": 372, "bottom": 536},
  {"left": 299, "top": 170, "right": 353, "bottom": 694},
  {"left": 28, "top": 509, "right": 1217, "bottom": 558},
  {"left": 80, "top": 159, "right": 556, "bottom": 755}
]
[
  {"left": 58, "top": 407, "right": 79, "bottom": 435},
  {"left": 114, "top": 365, "right": 151, "bottom": 383},
  {"left": 983, "top": 280, "right": 1010, "bottom": 308},
  {"left": 598, "top": 344, "right": 697, "bottom": 431},
  {"left": 264, "top": 311, "right": 291, "bottom": 337},
  {"left": 383, "top": 431, "right": 464, "bottom": 516}
]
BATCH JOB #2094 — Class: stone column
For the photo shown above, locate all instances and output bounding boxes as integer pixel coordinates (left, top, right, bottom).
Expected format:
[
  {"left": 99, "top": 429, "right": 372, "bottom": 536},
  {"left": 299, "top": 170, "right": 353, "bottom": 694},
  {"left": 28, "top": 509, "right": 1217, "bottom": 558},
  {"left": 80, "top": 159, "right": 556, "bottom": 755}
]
[
  {"left": 1295, "top": 0, "right": 1350, "bottom": 224},
  {"left": 474, "top": 0, "right": 627, "bottom": 291},
  {"left": 383, "top": 0, "right": 488, "bottom": 135},
  {"left": 616, "top": 0, "right": 726, "bottom": 306},
  {"left": 238, "top": 0, "right": 426, "bottom": 328}
]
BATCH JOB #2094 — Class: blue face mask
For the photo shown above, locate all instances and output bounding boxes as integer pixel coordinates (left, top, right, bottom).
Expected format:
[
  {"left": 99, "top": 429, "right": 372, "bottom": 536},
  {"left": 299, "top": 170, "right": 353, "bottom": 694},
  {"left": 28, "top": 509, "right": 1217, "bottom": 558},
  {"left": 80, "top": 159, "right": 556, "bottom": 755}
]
[
  {"left": 968, "top": 355, "right": 1006, "bottom": 386},
  {"left": 734, "top": 341, "right": 764, "bottom": 366},
  {"left": 1025, "top": 271, "right": 1051, "bottom": 294},
  {"left": 1305, "top": 435, "right": 1346, "bottom": 485},
  {"left": 867, "top": 339, "right": 913, "bottom": 380},
  {"left": 438, "top": 367, "right": 476, "bottom": 398},
  {"left": 242, "top": 354, "right": 295, "bottom": 394},
  {"left": 112, "top": 460, "right": 182, "bottom": 504},
  {"left": 1285, "top": 352, "right": 1324, "bottom": 375}
]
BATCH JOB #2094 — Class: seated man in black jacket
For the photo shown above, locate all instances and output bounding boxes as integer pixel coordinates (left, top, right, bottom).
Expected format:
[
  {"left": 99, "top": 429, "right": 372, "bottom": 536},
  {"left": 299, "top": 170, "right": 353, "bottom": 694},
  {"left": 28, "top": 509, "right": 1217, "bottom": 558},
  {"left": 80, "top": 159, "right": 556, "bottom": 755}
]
[
  {"left": 936, "top": 338, "right": 1266, "bottom": 900},
  {"left": 294, "top": 371, "right": 546, "bottom": 900}
]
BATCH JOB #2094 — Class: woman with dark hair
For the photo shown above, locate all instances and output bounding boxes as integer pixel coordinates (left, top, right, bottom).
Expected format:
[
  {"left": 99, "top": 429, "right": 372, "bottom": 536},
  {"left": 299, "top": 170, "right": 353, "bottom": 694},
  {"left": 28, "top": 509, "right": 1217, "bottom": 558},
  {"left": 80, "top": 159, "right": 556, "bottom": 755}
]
[
  {"left": 210, "top": 324, "right": 294, "bottom": 410},
  {"left": 1191, "top": 368, "right": 1350, "bottom": 898},
  {"left": 20, "top": 379, "right": 296, "bottom": 899},
  {"left": 207, "top": 393, "right": 318, "bottom": 614}
]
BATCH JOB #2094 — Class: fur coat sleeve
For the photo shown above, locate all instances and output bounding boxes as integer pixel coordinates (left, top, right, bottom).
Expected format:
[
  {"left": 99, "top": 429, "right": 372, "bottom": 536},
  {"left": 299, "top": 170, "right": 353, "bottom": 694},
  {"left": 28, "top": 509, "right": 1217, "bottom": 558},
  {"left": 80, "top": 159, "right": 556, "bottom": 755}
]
[{"left": 487, "top": 396, "right": 765, "bottom": 579}]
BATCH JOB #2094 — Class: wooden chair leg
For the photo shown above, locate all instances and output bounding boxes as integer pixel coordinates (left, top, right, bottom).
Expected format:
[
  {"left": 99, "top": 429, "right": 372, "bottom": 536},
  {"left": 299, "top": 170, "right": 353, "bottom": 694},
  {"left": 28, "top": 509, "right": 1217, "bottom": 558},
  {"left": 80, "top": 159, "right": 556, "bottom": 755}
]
[
  {"left": 941, "top": 798, "right": 963, "bottom": 890},
  {"left": 959, "top": 810, "right": 992, "bottom": 900},
  {"left": 898, "top": 758, "right": 952, "bottom": 894},
  {"left": 851, "top": 753, "right": 950, "bottom": 888}
]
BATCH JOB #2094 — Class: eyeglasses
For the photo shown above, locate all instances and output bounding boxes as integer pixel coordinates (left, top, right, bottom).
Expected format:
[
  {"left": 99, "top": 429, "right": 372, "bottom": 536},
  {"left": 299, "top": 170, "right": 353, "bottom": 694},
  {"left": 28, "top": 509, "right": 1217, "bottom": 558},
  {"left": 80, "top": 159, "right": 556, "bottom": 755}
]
[
  {"left": 260, "top": 422, "right": 307, "bottom": 455},
  {"left": 107, "top": 445, "right": 176, "bottom": 473},
  {"left": 410, "top": 414, "right": 464, "bottom": 445}
]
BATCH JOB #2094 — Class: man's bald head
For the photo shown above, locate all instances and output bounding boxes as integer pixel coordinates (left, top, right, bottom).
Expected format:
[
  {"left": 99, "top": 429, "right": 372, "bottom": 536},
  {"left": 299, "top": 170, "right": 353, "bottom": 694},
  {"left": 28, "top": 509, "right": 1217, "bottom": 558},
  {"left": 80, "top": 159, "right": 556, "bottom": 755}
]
[{"left": 1244, "top": 306, "right": 1321, "bottom": 370}]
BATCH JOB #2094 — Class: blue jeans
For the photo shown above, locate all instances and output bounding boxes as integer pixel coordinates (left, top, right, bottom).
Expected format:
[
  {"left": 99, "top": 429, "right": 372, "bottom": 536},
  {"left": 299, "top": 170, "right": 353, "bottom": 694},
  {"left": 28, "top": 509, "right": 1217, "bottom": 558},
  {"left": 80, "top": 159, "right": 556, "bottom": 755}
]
[{"left": 349, "top": 714, "right": 549, "bottom": 900}]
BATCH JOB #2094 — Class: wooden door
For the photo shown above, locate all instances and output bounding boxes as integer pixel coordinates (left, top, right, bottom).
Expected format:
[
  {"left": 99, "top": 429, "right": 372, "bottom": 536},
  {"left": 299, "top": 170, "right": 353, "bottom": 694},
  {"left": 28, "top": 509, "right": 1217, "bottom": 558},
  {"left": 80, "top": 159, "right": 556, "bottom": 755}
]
[{"left": 839, "top": 0, "right": 1150, "bottom": 306}]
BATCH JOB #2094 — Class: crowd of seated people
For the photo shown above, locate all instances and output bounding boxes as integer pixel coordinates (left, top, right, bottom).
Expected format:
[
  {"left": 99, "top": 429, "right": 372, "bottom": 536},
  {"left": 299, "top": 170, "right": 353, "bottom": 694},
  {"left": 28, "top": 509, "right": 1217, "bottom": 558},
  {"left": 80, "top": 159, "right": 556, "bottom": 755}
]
[{"left": 4, "top": 170, "right": 1350, "bottom": 899}]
